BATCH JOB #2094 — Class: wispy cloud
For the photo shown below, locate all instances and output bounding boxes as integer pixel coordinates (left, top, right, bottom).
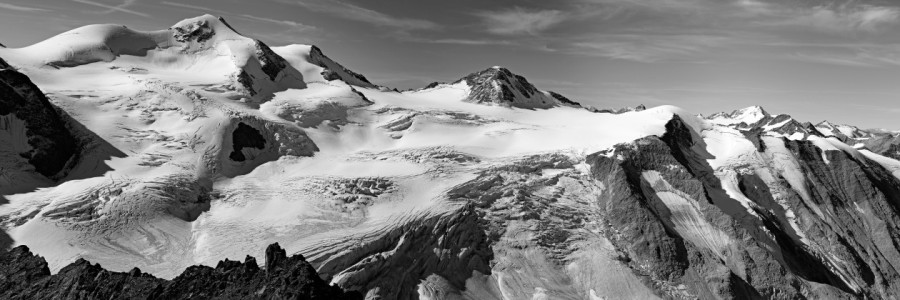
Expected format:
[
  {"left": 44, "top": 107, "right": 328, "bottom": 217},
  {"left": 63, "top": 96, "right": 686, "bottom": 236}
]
[
  {"left": 288, "top": 0, "right": 438, "bottom": 31},
  {"left": 778, "top": 4, "right": 900, "bottom": 33},
  {"left": 160, "top": 1, "right": 218, "bottom": 13},
  {"left": 428, "top": 38, "right": 515, "bottom": 46},
  {"left": 566, "top": 34, "right": 729, "bottom": 62},
  {"left": 0, "top": 2, "right": 48, "bottom": 12},
  {"left": 461, "top": 0, "right": 900, "bottom": 66},
  {"left": 237, "top": 14, "right": 317, "bottom": 31},
  {"left": 161, "top": 1, "right": 316, "bottom": 32},
  {"left": 72, "top": 0, "right": 148, "bottom": 17},
  {"left": 475, "top": 7, "right": 569, "bottom": 35}
]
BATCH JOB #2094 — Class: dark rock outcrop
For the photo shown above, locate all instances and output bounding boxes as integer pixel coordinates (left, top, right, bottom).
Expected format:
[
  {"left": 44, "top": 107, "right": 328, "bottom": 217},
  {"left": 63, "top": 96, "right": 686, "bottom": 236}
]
[
  {"left": 313, "top": 205, "right": 494, "bottom": 300},
  {"left": 229, "top": 122, "right": 266, "bottom": 162},
  {"left": 586, "top": 104, "right": 645, "bottom": 114},
  {"left": 172, "top": 18, "right": 215, "bottom": 43},
  {"left": 454, "top": 66, "right": 581, "bottom": 109},
  {"left": 0, "top": 243, "right": 362, "bottom": 299},
  {"left": 549, "top": 91, "right": 581, "bottom": 107},
  {"left": 255, "top": 41, "right": 287, "bottom": 82},
  {"left": 308, "top": 45, "right": 375, "bottom": 88},
  {"left": 0, "top": 57, "right": 79, "bottom": 179}
]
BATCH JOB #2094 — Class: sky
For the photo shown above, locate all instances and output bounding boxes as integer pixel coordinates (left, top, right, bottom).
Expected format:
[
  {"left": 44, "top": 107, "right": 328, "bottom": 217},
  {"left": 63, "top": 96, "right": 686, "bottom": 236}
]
[{"left": 1, "top": 0, "right": 900, "bottom": 129}]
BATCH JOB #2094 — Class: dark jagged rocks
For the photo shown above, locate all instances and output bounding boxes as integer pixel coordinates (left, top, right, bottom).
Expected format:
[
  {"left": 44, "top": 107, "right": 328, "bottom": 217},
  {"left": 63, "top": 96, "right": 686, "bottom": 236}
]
[
  {"left": 172, "top": 18, "right": 215, "bottom": 43},
  {"left": 0, "top": 243, "right": 362, "bottom": 300},
  {"left": 0, "top": 58, "right": 79, "bottom": 178},
  {"left": 548, "top": 91, "right": 581, "bottom": 107},
  {"left": 256, "top": 41, "right": 288, "bottom": 81},
  {"left": 587, "top": 104, "right": 646, "bottom": 114},
  {"left": 424, "top": 81, "right": 441, "bottom": 89},
  {"left": 229, "top": 122, "right": 267, "bottom": 162}
]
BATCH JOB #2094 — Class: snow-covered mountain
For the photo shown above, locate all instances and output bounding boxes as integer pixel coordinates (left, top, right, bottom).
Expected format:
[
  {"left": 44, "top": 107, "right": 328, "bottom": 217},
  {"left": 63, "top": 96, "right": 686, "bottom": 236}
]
[
  {"left": 816, "top": 120, "right": 872, "bottom": 140},
  {"left": 4, "top": 15, "right": 900, "bottom": 299},
  {"left": 415, "top": 66, "right": 583, "bottom": 110},
  {"left": 704, "top": 105, "right": 820, "bottom": 137}
]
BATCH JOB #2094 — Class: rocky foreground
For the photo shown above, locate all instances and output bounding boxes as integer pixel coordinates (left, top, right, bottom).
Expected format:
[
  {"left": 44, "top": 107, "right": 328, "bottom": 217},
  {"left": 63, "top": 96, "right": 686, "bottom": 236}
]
[{"left": 0, "top": 243, "right": 362, "bottom": 299}]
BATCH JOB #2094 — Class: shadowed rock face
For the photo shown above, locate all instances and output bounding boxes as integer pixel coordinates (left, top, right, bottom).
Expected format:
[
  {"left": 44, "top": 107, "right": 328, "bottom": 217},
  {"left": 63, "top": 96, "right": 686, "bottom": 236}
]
[
  {"left": 311, "top": 205, "right": 494, "bottom": 300},
  {"left": 0, "top": 243, "right": 362, "bottom": 300},
  {"left": 229, "top": 122, "right": 266, "bottom": 162},
  {"left": 308, "top": 45, "right": 376, "bottom": 88},
  {"left": 580, "top": 115, "right": 900, "bottom": 299},
  {"left": 0, "top": 58, "right": 78, "bottom": 178},
  {"left": 865, "top": 134, "right": 900, "bottom": 160}
]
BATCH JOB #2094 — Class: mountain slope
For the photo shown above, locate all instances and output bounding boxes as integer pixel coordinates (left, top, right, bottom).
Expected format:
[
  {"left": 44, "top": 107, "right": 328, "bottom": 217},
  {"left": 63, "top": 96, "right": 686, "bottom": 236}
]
[
  {"left": 0, "top": 57, "right": 125, "bottom": 195},
  {"left": 0, "top": 57, "right": 78, "bottom": 185}
]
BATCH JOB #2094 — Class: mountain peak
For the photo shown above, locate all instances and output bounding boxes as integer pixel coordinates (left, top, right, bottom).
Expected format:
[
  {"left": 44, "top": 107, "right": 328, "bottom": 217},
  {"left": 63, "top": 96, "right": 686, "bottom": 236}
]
[
  {"left": 170, "top": 14, "right": 245, "bottom": 44},
  {"left": 738, "top": 105, "right": 768, "bottom": 116},
  {"left": 706, "top": 105, "right": 769, "bottom": 126},
  {"left": 815, "top": 120, "right": 871, "bottom": 140},
  {"left": 460, "top": 66, "right": 517, "bottom": 82},
  {"left": 454, "top": 66, "right": 580, "bottom": 109}
]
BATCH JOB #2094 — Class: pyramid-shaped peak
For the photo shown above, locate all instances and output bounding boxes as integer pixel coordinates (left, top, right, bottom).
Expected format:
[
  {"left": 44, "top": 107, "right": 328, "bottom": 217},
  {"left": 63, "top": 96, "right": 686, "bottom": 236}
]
[
  {"left": 477, "top": 65, "right": 516, "bottom": 77},
  {"left": 817, "top": 120, "right": 837, "bottom": 127},
  {"left": 735, "top": 105, "right": 769, "bottom": 116},
  {"left": 706, "top": 105, "right": 770, "bottom": 126},
  {"left": 457, "top": 66, "right": 531, "bottom": 86},
  {"left": 450, "top": 65, "right": 581, "bottom": 109}
]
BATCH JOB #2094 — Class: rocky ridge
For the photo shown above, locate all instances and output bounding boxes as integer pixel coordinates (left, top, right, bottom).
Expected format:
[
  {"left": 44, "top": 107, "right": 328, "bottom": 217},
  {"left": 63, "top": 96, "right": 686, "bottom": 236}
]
[{"left": 0, "top": 243, "right": 361, "bottom": 299}]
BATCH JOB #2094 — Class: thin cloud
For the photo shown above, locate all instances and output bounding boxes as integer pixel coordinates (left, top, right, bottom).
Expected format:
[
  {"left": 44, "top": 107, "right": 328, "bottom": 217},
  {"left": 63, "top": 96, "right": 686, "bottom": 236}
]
[
  {"left": 428, "top": 38, "right": 515, "bottom": 46},
  {"left": 0, "top": 2, "right": 49, "bottom": 12},
  {"left": 72, "top": 0, "right": 148, "bottom": 17},
  {"left": 238, "top": 14, "right": 317, "bottom": 31},
  {"left": 772, "top": 3, "right": 900, "bottom": 33},
  {"left": 161, "top": 2, "right": 316, "bottom": 32},
  {"left": 475, "top": 7, "right": 569, "bottom": 35},
  {"left": 289, "top": 0, "right": 438, "bottom": 31},
  {"left": 569, "top": 35, "right": 725, "bottom": 63},
  {"left": 160, "top": 1, "right": 220, "bottom": 13}
]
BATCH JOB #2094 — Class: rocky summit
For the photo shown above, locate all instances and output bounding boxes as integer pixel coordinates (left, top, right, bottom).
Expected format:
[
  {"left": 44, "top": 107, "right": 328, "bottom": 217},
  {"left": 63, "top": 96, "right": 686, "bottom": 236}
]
[{"left": 2, "top": 13, "right": 900, "bottom": 300}]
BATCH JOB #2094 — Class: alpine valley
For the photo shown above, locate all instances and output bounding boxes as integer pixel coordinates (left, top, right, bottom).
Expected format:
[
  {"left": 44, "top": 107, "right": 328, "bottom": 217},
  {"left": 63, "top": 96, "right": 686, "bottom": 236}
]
[{"left": 3, "top": 15, "right": 900, "bottom": 300}]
